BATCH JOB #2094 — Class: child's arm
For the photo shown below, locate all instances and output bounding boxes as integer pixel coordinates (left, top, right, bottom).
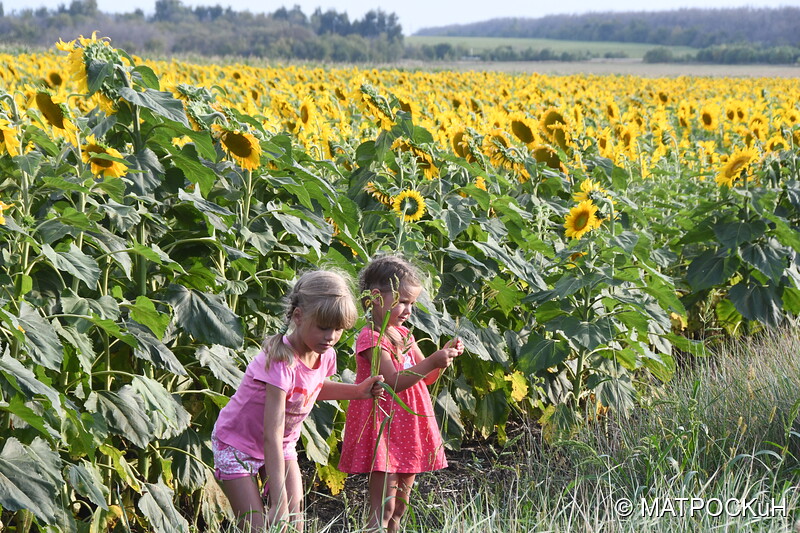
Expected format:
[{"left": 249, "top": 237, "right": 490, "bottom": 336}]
[
  {"left": 318, "top": 375, "right": 384, "bottom": 401},
  {"left": 263, "top": 384, "right": 289, "bottom": 526},
  {"left": 415, "top": 338, "right": 464, "bottom": 386},
  {"left": 372, "top": 338, "right": 462, "bottom": 393}
]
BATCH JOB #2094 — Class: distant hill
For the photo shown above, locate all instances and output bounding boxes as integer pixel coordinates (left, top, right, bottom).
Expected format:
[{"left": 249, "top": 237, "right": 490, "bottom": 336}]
[{"left": 415, "top": 8, "right": 800, "bottom": 48}]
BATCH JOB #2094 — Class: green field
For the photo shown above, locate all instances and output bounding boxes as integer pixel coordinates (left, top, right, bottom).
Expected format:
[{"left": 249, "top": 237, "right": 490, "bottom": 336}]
[{"left": 407, "top": 35, "right": 697, "bottom": 59}]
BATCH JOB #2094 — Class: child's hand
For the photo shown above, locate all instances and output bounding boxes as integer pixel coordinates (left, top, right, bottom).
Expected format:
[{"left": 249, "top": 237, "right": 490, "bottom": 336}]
[
  {"left": 360, "top": 375, "right": 385, "bottom": 399},
  {"left": 445, "top": 337, "right": 465, "bottom": 356},
  {"left": 430, "top": 344, "right": 461, "bottom": 369}
]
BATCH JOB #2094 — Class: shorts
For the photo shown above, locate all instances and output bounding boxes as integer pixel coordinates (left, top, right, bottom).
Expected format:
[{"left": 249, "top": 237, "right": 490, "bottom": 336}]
[{"left": 212, "top": 432, "right": 264, "bottom": 481}]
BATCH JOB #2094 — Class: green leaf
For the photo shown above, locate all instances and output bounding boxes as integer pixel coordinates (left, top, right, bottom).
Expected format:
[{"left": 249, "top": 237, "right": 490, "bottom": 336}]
[
  {"left": 165, "top": 428, "right": 208, "bottom": 491},
  {"left": 473, "top": 239, "right": 546, "bottom": 289},
  {"left": 2, "top": 395, "right": 58, "bottom": 439},
  {"left": 98, "top": 200, "right": 141, "bottom": 233},
  {"left": 86, "top": 58, "right": 114, "bottom": 94},
  {"left": 434, "top": 389, "right": 464, "bottom": 450},
  {"left": 518, "top": 333, "right": 570, "bottom": 374},
  {"left": 443, "top": 201, "right": 474, "bottom": 239},
  {"left": 547, "top": 316, "right": 615, "bottom": 351},
  {"left": 594, "top": 372, "right": 636, "bottom": 415},
  {"left": 119, "top": 87, "right": 190, "bottom": 127},
  {"left": 196, "top": 345, "right": 244, "bottom": 388},
  {"left": 740, "top": 240, "right": 787, "bottom": 283},
  {"left": 18, "top": 303, "right": 63, "bottom": 371},
  {"left": 0, "top": 353, "right": 62, "bottom": 416},
  {"left": 128, "top": 296, "right": 171, "bottom": 339},
  {"left": 714, "top": 220, "right": 767, "bottom": 248},
  {"left": 126, "top": 321, "right": 187, "bottom": 376},
  {"left": 487, "top": 276, "right": 522, "bottom": 315},
  {"left": 168, "top": 144, "right": 218, "bottom": 197},
  {"left": 300, "top": 400, "right": 337, "bottom": 464},
  {"left": 131, "top": 376, "right": 191, "bottom": 440},
  {"left": 166, "top": 285, "right": 244, "bottom": 348},
  {"left": 66, "top": 461, "right": 109, "bottom": 510},
  {"left": 273, "top": 208, "right": 332, "bottom": 255},
  {"left": 138, "top": 481, "right": 190, "bottom": 533},
  {"left": 133, "top": 65, "right": 160, "bottom": 90},
  {"left": 608, "top": 231, "right": 639, "bottom": 255},
  {"left": 728, "top": 281, "right": 784, "bottom": 327},
  {"left": 686, "top": 249, "right": 741, "bottom": 291},
  {"left": 475, "top": 390, "right": 508, "bottom": 438},
  {"left": 89, "top": 387, "right": 155, "bottom": 449},
  {"left": 0, "top": 437, "right": 64, "bottom": 525},
  {"left": 41, "top": 243, "right": 101, "bottom": 289}
]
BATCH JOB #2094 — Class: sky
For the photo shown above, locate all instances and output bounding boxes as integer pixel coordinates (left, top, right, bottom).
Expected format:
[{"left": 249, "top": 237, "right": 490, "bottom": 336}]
[{"left": 3, "top": 0, "right": 799, "bottom": 34}]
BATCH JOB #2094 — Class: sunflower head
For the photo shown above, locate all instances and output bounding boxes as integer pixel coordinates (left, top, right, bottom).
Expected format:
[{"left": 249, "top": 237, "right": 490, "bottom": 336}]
[
  {"left": 699, "top": 105, "right": 718, "bottom": 131},
  {"left": 392, "top": 189, "right": 426, "bottom": 223},
  {"left": 212, "top": 123, "right": 261, "bottom": 170},
  {"left": 62, "top": 32, "right": 127, "bottom": 109},
  {"left": 509, "top": 115, "right": 537, "bottom": 145},
  {"left": 0, "top": 119, "right": 21, "bottom": 157},
  {"left": 715, "top": 147, "right": 759, "bottom": 188},
  {"left": 82, "top": 135, "right": 128, "bottom": 177},
  {"left": 564, "top": 200, "right": 601, "bottom": 240},
  {"left": 532, "top": 145, "right": 565, "bottom": 174}
]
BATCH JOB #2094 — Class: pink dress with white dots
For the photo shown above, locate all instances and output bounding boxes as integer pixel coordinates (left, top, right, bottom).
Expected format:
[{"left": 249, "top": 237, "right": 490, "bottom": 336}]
[{"left": 338, "top": 326, "right": 447, "bottom": 474}]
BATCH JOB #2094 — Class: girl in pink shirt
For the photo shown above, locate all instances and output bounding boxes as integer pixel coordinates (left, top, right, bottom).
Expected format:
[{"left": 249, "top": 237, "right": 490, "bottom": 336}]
[
  {"left": 338, "top": 256, "right": 464, "bottom": 533},
  {"left": 212, "top": 270, "right": 383, "bottom": 533}
]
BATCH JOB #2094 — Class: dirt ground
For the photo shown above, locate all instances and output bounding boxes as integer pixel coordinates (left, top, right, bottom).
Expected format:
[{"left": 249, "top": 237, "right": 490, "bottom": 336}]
[
  {"left": 300, "top": 422, "right": 539, "bottom": 531},
  {"left": 395, "top": 58, "right": 800, "bottom": 78}
]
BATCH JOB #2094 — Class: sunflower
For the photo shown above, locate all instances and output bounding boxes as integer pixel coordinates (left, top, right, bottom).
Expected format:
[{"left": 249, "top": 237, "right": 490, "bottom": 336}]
[
  {"left": 474, "top": 176, "right": 487, "bottom": 191},
  {"left": 698, "top": 105, "right": 718, "bottom": 131},
  {"left": 0, "top": 201, "right": 13, "bottom": 226},
  {"left": 81, "top": 135, "right": 128, "bottom": 177},
  {"left": 532, "top": 145, "right": 565, "bottom": 174},
  {"left": 391, "top": 138, "right": 438, "bottom": 179},
  {"left": 564, "top": 201, "right": 601, "bottom": 240},
  {"left": 212, "top": 124, "right": 261, "bottom": 170},
  {"left": 392, "top": 189, "right": 426, "bottom": 222},
  {"left": 365, "top": 182, "right": 393, "bottom": 207},
  {"left": 509, "top": 114, "right": 537, "bottom": 145},
  {"left": 0, "top": 119, "right": 21, "bottom": 157},
  {"left": 34, "top": 90, "right": 78, "bottom": 144},
  {"left": 360, "top": 83, "right": 394, "bottom": 130},
  {"left": 573, "top": 178, "right": 608, "bottom": 203},
  {"left": 45, "top": 70, "right": 64, "bottom": 89},
  {"left": 297, "top": 95, "right": 316, "bottom": 132},
  {"left": 715, "top": 147, "right": 758, "bottom": 188},
  {"left": 765, "top": 135, "right": 788, "bottom": 152},
  {"left": 451, "top": 128, "right": 477, "bottom": 163},
  {"left": 539, "top": 108, "right": 567, "bottom": 139}
]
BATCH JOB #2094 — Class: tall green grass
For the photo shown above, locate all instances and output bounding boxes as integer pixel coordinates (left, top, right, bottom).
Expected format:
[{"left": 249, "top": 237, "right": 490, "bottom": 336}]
[{"left": 302, "top": 329, "right": 800, "bottom": 532}]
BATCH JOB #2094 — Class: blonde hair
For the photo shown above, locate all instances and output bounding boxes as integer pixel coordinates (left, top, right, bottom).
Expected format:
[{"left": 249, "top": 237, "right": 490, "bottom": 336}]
[{"left": 262, "top": 269, "right": 357, "bottom": 367}]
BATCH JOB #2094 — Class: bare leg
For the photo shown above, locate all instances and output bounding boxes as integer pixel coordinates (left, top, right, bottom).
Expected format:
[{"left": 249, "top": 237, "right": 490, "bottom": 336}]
[
  {"left": 387, "top": 473, "right": 414, "bottom": 533},
  {"left": 284, "top": 460, "right": 305, "bottom": 532},
  {"left": 220, "top": 476, "right": 265, "bottom": 533},
  {"left": 367, "top": 472, "right": 416, "bottom": 533}
]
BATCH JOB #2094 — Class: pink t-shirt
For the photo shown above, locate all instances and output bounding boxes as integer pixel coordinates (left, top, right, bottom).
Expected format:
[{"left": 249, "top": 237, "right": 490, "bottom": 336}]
[{"left": 213, "top": 337, "right": 336, "bottom": 461}]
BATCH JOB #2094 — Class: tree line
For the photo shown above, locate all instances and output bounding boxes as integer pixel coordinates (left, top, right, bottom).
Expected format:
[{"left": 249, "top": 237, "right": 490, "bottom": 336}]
[
  {"left": 0, "top": 0, "right": 406, "bottom": 61},
  {"left": 418, "top": 7, "right": 800, "bottom": 49}
]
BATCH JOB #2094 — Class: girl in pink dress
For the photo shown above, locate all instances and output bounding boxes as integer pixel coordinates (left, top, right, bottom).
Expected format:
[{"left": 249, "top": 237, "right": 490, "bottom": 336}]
[
  {"left": 339, "top": 256, "right": 464, "bottom": 533},
  {"left": 212, "top": 270, "right": 383, "bottom": 533}
]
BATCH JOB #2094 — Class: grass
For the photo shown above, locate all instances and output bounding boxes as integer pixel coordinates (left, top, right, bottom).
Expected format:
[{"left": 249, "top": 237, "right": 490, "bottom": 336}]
[
  {"left": 406, "top": 35, "right": 697, "bottom": 60},
  {"left": 294, "top": 328, "right": 800, "bottom": 532}
]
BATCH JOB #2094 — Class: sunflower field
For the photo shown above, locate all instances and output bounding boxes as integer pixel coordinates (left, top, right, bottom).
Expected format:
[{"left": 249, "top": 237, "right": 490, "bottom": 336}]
[{"left": 1, "top": 34, "right": 800, "bottom": 531}]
